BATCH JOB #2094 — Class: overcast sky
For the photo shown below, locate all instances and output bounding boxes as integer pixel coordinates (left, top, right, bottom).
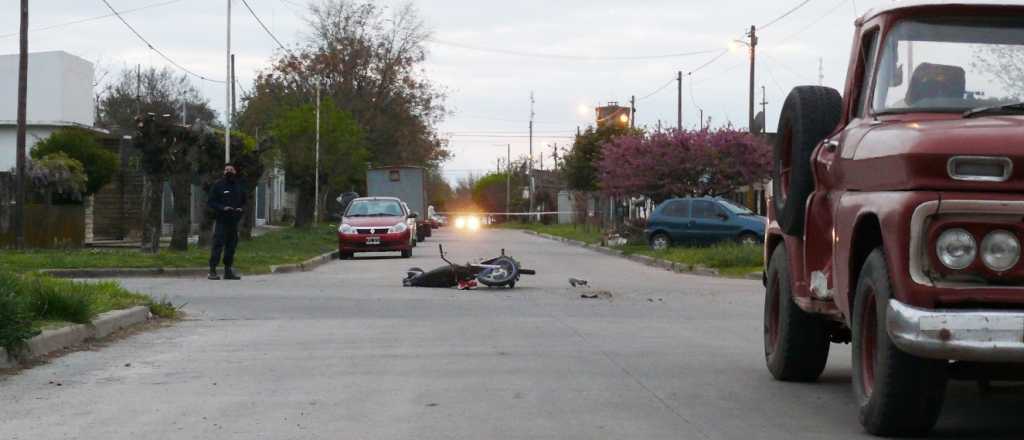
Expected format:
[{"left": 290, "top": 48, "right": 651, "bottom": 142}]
[{"left": 1, "top": 0, "right": 898, "bottom": 184}]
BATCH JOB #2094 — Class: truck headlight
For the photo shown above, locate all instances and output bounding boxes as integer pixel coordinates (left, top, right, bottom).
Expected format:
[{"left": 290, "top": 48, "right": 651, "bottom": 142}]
[
  {"left": 338, "top": 224, "right": 355, "bottom": 234},
  {"left": 936, "top": 228, "right": 976, "bottom": 270},
  {"left": 981, "top": 230, "right": 1020, "bottom": 272},
  {"left": 388, "top": 222, "right": 408, "bottom": 234}
]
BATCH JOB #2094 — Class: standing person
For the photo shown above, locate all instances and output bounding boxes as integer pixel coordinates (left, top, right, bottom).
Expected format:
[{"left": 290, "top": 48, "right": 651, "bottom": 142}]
[{"left": 208, "top": 163, "right": 246, "bottom": 280}]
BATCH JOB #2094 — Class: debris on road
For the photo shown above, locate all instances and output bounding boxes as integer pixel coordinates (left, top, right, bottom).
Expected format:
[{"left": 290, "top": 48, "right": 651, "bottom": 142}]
[
  {"left": 569, "top": 277, "right": 589, "bottom": 287},
  {"left": 580, "top": 290, "right": 613, "bottom": 300}
]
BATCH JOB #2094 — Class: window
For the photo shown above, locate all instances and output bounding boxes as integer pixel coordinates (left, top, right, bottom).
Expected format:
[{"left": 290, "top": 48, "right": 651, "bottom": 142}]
[
  {"left": 718, "top": 199, "right": 753, "bottom": 215},
  {"left": 345, "top": 199, "right": 403, "bottom": 217},
  {"left": 693, "top": 200, "right": 725, "bottom": 220},
  {"left": 662, "top": 200, "right": 690, "bottom": 218},
  {"left": 873, "top": 18, "right": 1024, "bottom": 113},
  {"left": 855, "top": 28, "right": 880, "bottom": 117}
]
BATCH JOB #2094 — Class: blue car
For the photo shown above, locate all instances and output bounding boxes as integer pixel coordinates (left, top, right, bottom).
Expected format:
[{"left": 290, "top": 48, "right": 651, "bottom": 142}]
[{"left": 644, "top": 197, "right": 766, "bottom": 249}]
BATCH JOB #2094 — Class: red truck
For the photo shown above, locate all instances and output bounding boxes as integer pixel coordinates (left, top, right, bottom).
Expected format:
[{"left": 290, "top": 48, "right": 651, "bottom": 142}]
[{"left": 763, "top": 1, "right": 1024, "bottom": 436}]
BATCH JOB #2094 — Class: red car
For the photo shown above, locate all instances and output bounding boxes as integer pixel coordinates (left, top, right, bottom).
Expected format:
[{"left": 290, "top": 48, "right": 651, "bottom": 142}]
[{"left": 337, "top": 197, "right": 415, "bottom": 259}]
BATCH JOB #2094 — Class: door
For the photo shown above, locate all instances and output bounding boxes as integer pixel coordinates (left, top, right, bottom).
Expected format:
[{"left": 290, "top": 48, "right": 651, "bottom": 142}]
[
  {"left": 657, "top": 199, "right": 692, "bottom": 243},
  {"left": 690, "top": 200, "right": 739, "bottom": 244}
]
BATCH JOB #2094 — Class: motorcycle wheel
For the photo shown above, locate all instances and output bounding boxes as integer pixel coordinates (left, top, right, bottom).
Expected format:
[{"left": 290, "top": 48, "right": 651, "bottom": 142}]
[{"left": 477, "top": 256, "right": 520, "bottom": 287}]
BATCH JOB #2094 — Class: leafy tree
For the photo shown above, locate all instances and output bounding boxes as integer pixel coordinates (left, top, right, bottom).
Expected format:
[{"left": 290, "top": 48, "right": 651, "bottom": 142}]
[
  {"left": 598, "top": 127, "right": 771, "bottom": 203},
  {"left": 31, "top": 128, "right": 118, "bottom": 196},
  {"left": 96, "top": 66, "right": 218, "bottom": 132},
  {"left": 471, "top": 170, "right": 527, "bottom": 218},
  {"left": 425, "top": 170, "right": 452, "bottom": 211},
  {"left": 563, "top": 124, "right": 636, "bottom": 192},
  {"left": 237, "top": 0, "right": 450, "bottom": 172},
  {"left": 270, "top": 98, "right": 367, "bottom": 227}
]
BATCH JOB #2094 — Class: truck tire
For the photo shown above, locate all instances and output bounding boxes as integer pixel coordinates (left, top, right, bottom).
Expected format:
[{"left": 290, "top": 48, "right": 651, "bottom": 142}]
[
  {"left": 851, "top": 249, "right": 947, "bottom": 436},
  {"left": 773, "top": 86, "right": 842, "bottom": 236},
  {"left": 764, "top": 244, "right": 830, "bottom": 381}
]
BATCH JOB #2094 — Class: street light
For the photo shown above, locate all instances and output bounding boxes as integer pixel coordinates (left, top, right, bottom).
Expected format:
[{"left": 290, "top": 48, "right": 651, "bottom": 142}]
[{"left": 733, "top": 26, "right": 758, "bottom": 134}]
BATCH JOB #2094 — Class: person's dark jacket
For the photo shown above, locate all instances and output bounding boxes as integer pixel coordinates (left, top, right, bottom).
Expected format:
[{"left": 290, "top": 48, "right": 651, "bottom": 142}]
[{"left": 207, "top": 178, "right": 247, "bottom": 222}]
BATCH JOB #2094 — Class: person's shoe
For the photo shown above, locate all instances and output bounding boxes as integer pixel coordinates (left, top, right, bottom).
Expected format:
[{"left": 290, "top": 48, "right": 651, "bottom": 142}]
[
  {"left": 223, "top": 268, "right": 241, "bottom": 280},
  {"left": 208, "top": 269, "right": 220, "bottom": 280}
]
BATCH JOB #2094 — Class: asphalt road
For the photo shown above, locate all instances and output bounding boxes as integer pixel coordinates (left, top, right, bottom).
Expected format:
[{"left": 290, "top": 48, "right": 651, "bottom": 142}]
[{"left": 2, "top": 228, "right": 1022, "bottom": 439}]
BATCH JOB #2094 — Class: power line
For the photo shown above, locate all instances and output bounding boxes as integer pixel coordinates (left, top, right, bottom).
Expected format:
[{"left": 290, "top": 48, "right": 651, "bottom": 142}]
[
  {"left": 0, "top": 0, "right": 185, "bottom": 39},
  {"left": 759, "top": 0, "right": 814, "bottom": 30},
  {"left": 427, "top": 39, "right": 721, "bottom": 61},
  {"left": 240, "top": 0, "right": 292, "bottom": 54},
  {"left": 774, "top": 0, "right": 850, "bottom": 45},
  {"left": 100, "top": 0, "right": 225, "bottom": 83},
  {"left": 637, "top": 77, "right": 676, "bottom": 101}
]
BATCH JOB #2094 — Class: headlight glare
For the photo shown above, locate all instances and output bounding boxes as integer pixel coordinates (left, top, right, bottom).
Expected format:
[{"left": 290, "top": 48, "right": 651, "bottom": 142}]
[
  {"left": 467, "top": 216, "right": 481, "bottom": 231},
  {"left": 936, "top": 228, "right": 976, "bottom": 270},
  {"left": 981, "top": 230, "right": 1020, "bottom": 272},
  {"left": 455, "top": 216, "right": 467, "bottom": 229}
]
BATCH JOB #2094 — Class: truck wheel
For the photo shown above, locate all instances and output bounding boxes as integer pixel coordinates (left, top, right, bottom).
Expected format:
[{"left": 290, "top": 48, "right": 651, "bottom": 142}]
[
  {"left": 764, "top": 244, "right": 830, "bottom": 381},
  {"left": 851, "top": 248, "right": 947, "bottom": 436},
  {"left": 773, "top": 86, "right": 841, "bottom": 236},
  {"left": 401, "top": 249, "right": 412, "bottom": 258}
]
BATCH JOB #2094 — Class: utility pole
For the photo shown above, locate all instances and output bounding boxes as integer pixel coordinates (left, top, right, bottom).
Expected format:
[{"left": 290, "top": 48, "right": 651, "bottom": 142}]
[
  {"left": 818, "top": 57, "right": 824, "bottom": 86},
  {"left": 136, "top": 64, "right": 141, "bottom": 116},
  {"left": 677, "top": 71, "right": 683, "bottom": 130},
  {"left": 314, "top": 84, "right": 321, "bottom": 225},
  {"left": 224, "top": 0, "right": 232, "bottom": 163},
  {"left": 182, "top": 100, "right": 187, "bottom": 125},
  {"left": 230, "top": 54, "right": 237, "bottom": 117},
  {"left": 14, "top": 0, "right": 28, "bottom": 249},
  {"left": 699, "top": 109, "right": 705, "bottom": 131},
  {"left": 760, "top": 85, "right": 768, "bottom": 134},
  {"left": 747, "top": 25, "right": 758, "bottom": 133},
  {"left": 528, "top": 92, "right": 534, "bottom": 221},
  {"left": 629, "top": 95, "right": 636, "bottom": 129},
  {"left": 506, "top": 143, "right": 511, "bottom": 223}
]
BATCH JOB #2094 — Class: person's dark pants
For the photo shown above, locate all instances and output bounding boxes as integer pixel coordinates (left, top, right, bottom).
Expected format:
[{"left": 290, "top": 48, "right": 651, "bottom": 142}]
[{"left": 209, "top": 218, "right": 239, "bottom": 271}]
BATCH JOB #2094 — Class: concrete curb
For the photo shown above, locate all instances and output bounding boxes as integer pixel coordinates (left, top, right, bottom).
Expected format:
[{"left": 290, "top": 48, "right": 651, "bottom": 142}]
[
  {"left": 40, "top": 267, "right": 210, "bottom": 279},
  {"left": 0, "top": 306, "right": 151, "bottom": 370},
  {"left": 269, "top": 250, "right": 340, "bottom": 274},
  {"left": 520, "top": 230, "right": 763, "bottom": 280},
  {"left": 40, "top": 250, "right": 341, "bottom": 279}
]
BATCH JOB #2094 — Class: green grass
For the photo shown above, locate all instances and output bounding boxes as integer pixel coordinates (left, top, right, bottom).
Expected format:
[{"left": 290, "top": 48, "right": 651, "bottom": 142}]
[
  {"left": 0, "top": 225, "right": 339, "bottom": 275},
  {"left": 501, "top": 222, "right": 763, "bottom": 278},
  {"left": 621, "top": 242, "right": 763, "bottom": 277},
  {"left": 499, "top": 222, "right": 604, "bottom": 244},
  {"left": 0, "top": 272, "right": 155, "bottom": 352}
]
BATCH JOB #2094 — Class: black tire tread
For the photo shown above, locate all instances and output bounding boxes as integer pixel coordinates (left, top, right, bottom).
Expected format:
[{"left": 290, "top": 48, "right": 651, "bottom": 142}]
[
  {"left": 773, "top": 86, "right": 842, "bottom": 236},
  {"left": 765, "top": 245, "right": 830, "bottom": 381},
  {"left": 852, "top": 249, "right": 947, "bottom": 436}
]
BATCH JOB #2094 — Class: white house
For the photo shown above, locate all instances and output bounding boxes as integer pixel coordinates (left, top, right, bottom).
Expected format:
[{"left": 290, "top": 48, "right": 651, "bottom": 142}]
[{"left": 0, "top": 51, "right": 101, "bottom": 171}]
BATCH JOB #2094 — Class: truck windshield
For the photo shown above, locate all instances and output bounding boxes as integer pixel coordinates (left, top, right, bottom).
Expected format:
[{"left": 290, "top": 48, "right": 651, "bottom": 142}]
[
  {"left": 346, "top": 200, "right": 404, "bottom": 217},
  {"left": 873, "top": 18, "right": 1024, "bottom": 114}
]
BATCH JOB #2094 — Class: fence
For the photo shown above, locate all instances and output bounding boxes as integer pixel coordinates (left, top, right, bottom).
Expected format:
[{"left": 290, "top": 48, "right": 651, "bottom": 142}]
[{"left": 0, "top": 172, "right": 85, "bottom": 248}]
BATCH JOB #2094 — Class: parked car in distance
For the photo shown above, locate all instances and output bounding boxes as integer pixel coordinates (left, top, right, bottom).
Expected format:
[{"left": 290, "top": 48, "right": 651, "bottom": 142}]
[
  {"left": 644, "top": 197, "right": 766, "bottom": 249},
  {"left": 337, "top": 197, "right": 415, "bottom": 259}
]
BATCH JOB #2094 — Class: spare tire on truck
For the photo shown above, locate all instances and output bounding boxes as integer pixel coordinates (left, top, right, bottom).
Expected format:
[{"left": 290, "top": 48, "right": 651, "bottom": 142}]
[{"left": 773, "top": 86, "right": 842, "bottom": 236}]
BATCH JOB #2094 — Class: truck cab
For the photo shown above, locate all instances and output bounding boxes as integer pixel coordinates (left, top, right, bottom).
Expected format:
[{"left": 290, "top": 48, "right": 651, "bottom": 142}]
[{"left": 763, "top": 2, "right": 1024, "bottom": 436}]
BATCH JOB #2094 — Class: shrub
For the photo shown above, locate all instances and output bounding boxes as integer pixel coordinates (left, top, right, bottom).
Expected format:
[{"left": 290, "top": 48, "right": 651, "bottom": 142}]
[
  {"left": 0, "top": 279, "right": 39, "bottom": 353},
  {"left": 21, "top": 276, "right": 92, "bottom": 324},
  {"left": 31, "top": 128, "right": 119, "bottom": 195}
]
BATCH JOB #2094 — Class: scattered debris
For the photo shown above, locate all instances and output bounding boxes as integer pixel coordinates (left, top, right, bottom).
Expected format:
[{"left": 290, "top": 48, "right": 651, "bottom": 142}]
[
  {"left": 124, "top": 363, "right": 131, "bottom": 367},
  {"left": 425, "top": 403, "right": 439, "bottom": 407},
  {"left": 581, "top": 289, "right": 613, "bottom": 300},
  {"left": 569, "top": 277, "right": 589, "bottom": 287}
]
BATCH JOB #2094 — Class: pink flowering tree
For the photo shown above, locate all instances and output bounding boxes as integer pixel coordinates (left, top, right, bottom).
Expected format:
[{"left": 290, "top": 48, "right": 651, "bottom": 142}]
[{"left": 598, "top": 127, "right": 771, "bottom": 203}]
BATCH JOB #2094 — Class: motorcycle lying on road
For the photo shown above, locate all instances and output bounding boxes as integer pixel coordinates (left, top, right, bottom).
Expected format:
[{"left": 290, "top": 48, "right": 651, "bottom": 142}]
[{"left": 402, "top": 244, "right": 536, "bottom": 289}]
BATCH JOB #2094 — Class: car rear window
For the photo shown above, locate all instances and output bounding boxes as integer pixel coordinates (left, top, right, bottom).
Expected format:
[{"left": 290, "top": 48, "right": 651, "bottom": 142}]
[{"left": 662, "top": 200, "right": 690, "bottom": 217}]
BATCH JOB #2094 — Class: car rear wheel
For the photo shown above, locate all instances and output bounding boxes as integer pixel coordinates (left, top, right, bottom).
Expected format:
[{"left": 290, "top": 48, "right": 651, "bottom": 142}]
[
  {"left": 764, "top": 244, "right": 830, "bottom": 381},
  {"left": 650, "top": 233, "right": 671, "bottom": 251},
  {"left": 773, "top": 86, "right": 842, "bottom": 236},
  {"left": 851, "top": 248, "right": 947, "bottom": 436}
]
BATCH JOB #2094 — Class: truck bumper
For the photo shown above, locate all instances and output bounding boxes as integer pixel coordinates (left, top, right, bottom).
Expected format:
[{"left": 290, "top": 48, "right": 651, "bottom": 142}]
[{"left": 887, "top": 299, "right": 1024, "bottom": 363}]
